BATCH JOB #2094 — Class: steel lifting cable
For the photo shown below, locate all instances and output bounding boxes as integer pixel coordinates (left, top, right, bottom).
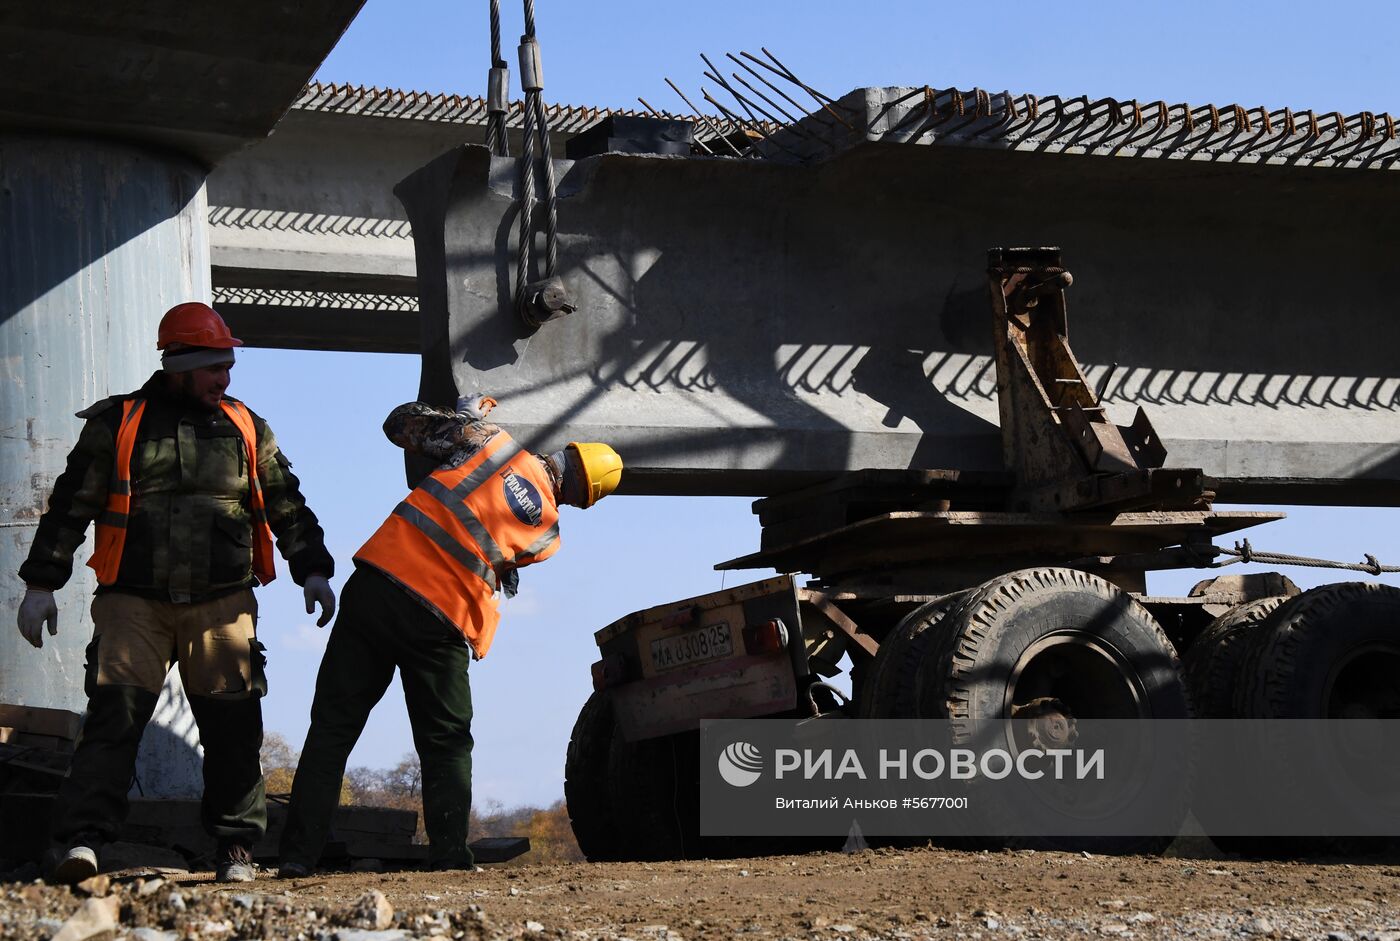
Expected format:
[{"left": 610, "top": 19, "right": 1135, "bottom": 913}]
[
  {"left": 512, "top": 0, "right": 571, "bottom": 326},
  {"left": 516, "top": 49, "right": 538, "bottom": 307},
  {"left": 485, "top": 0, "right": 509, "bottom": 156},
  {"left": 1213, "top": 538, "right": 1400, "bottom": 576},
  {"left": 531, "top": 85, "right": 561, "bottom": 278}
]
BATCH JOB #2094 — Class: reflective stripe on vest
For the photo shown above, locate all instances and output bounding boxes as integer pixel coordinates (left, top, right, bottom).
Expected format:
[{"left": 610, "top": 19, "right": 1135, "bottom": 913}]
[
  {"left": 416, "top": 434, "right": 524, "bottom": 572},
  {"left": 87, "top": 400, "right": 146, "bottom": 585},
  {"left": 354, "top": 431, "right": 562, "bottom": 659},
  {"left": 218, "top": 401, "right": 277, "bottom": 586},
  {"left": 390, "top": 500, "right": 500, "bottom": 591},
  {"left": 86, "top": 398, "right": 277, "bottom": 587}
]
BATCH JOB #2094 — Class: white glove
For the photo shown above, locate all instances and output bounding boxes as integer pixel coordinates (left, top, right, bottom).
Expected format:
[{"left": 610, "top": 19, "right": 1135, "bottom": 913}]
[
  {"left": 17, "top": 588, "right": 58, "bottom": 649},
  {"left": 304, "top": 574, "right": 336, "bottom": 627},
  {"left": 455, "top": 394, "right": 497, "bottom": 421}
]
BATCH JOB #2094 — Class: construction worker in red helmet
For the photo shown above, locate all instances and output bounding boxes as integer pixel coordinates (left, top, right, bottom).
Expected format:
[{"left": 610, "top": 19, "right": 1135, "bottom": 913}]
[
  {"left": 16, "top": 302, "right": 336, "bottom": 884},
  {"left": 276, "top": 394, "right": 621, "bottom": 876}
]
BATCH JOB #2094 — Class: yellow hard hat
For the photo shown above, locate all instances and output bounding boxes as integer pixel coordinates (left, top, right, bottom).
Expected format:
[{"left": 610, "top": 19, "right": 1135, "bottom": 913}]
[{"left": 566, "top": 442, "right": 623, "bottom": 507}]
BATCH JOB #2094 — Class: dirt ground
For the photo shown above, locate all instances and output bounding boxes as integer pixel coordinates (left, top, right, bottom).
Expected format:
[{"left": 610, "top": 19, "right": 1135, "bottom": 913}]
[{"left": 4, "top": 844, "right": 1400, "bottom": 941}]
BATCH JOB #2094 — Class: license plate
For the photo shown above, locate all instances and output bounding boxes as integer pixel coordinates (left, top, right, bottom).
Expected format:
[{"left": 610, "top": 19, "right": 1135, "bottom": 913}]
[{"left": 650, "top": 622, "right": 734, "bottom": 673}]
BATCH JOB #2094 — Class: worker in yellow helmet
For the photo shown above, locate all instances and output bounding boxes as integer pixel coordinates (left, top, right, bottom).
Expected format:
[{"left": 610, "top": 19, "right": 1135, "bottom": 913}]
[{"left": 277, "top": 395, "right": 620, "bottom": 875}]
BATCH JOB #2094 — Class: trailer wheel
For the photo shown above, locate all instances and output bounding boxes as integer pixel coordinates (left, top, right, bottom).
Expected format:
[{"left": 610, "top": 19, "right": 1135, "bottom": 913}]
[
  {"left": 1179, "top": 598, "right": 1288, "bottom": 857},
  {"left": 1230, "top": 582, "right": 1400, "bottom": 855},
  {"left": 575, "top": 713, "right": 813, "bottom": 862},
  {"left": 604, "top": 728, "right": 693, "bottom": 861},
  {"left": 1237, "top": 582, "right": 1400, "bottom": 719},
  {"left": 1183, "top": 597, "right": 1286, "bottom": 719},
  {"left": 858, "top": 595, "right": 964, "bottom": 719},
  {"left": 917, "top": 567, "right": 1191, "bottom": 855},
  {"left": 567, "top": 693, "right": 688, "bottom": 862},
  {"left": 564, "top": 692, "right": 624, "bottom": 861}
]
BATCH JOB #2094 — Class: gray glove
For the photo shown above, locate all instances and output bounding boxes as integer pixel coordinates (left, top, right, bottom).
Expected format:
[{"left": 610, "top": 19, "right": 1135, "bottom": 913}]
[
  {"left": 455, "top": 393, "right": 497, "bottom": 422},
  {"left": 304, "top": 574, "right": 336, "bottom": 628},
  {"left": 17, "top": 588, "right": 58, "bottom": 649}
]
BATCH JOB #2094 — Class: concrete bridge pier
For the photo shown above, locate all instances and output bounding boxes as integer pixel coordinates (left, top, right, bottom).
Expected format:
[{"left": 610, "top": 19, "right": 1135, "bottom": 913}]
[{"left": 1, "top": 135, "right": 210, "bottom": 800}]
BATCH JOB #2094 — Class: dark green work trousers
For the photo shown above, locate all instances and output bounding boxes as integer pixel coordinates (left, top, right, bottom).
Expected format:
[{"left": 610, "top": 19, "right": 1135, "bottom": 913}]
[
  {"left": 57, "top": 689, "right": 268, "bottom": 848},
  {"left": 56, "top": 590, "right": 269, "bottom": 850},
  {"left": 279, "top": 564, "right": 475, "bottom": 869}
]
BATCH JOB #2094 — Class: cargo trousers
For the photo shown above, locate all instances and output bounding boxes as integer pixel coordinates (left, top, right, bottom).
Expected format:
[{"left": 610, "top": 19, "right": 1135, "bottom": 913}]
[
  {"left": 56, "top": 589, "right": 268, "bottom": 848},
  {"left": 279, "top": 564, "right": 476, "bottom": 870}
]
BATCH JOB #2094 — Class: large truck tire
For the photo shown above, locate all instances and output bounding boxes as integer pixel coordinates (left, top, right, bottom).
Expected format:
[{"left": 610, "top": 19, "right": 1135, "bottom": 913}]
[
  {"left": 564, "top": 692, "right": 624, "bottom": 861},
  {"left": 1236, "top": 582, "right": 1400, "bottom": 719},
  {"left": 568, "top": 693, "right": 700, "bottom": 862},
  {"left": 606, "top": 730, "right": 693, "bottom": 861},
  {"left": 1230, "top": 582, "right": 1400, "bottom": 856},
  {"left": 917, "top": 567, "right": 1191, "bottom": 855},
  {"left": 603, "top": 728, "right": 798, "bottom": 861},
  {"left": 1183, "top": 597, "right": 1286, "bottom": 719},
  {"left": 1179, "top": 597, "right": 1286, "bottom": 857},
  {"left": 568, "top": 700, "right": 835, "bottom": 861},
  {"left": 857, "top": 594, "right": 965, "bottom": 719}
]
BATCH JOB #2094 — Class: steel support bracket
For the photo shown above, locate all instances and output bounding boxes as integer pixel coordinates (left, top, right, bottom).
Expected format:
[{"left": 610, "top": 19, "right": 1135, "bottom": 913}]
[{"left": 988, "top": 247, "right": 1185, "bottom": 512}]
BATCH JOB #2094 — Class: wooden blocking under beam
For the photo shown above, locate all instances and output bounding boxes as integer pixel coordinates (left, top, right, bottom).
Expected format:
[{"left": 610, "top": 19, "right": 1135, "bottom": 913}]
[
  {"left": 0, "top": 742, "right": 71, "bottom": 779},
  {"left": 331, "top": 838, "right": 529, "bottom": 865},
  {"left": 122, "top": 799, "right": 210, "bottom": 861},
  {"left": 10, "top": 732, "right": 74, "bottom": 754},
  {"left": 469, "top": 837, "right": 529, "bottom": 864},
  {"left": 120, "top": 798, "right": 530, "bottom": 867},
  {"left": 330, "top": 805, "right": 418, "bottom": 837},
  {"left": 0, "top": 704, "right": 82, "bottom": 742},
  {"left": 335, "top": 839, "right": 428, "bottom": 862}
]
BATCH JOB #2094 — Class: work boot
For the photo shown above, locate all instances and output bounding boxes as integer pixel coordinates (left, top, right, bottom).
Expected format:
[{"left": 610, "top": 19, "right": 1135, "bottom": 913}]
[
  {"left": 49, "top": 833, "right": 101, "bottom": 885},
  {"left": 215, "top": 841, "right": 256, "bottom": 883},
  {"left": 276, "top": 860, "right": 310, "bottom": 879}
]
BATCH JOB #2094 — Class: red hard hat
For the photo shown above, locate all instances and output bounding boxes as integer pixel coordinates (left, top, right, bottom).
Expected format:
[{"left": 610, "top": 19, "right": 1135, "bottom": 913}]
[{"left": 156, "top": 302, "right": 243, "bottom": 350}]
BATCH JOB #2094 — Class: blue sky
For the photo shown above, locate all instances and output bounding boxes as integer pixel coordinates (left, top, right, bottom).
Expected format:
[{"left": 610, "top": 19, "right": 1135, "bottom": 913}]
[{"left": 232, "top": 0, "right": 1400, "bottom": 809}]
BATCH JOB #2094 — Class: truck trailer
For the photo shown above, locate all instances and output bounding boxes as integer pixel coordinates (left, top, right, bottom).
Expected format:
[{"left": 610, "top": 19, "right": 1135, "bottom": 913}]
[{"left": 393, "top": 79, "right": 1400, "bottom": 858}]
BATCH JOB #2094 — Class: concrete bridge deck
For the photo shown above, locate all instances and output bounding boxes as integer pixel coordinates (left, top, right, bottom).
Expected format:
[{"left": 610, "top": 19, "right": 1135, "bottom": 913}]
[{"left": 208, "top": 80, "right": 1400, "bottom": 503}]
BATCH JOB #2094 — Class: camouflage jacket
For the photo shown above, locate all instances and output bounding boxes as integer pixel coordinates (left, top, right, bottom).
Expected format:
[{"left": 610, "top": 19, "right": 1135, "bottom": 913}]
[
  {"left": 20, "top": 372, "right": 334, "bottom": 602},
  {"left": 381, "top": 402, "right": 562, "bottom": 494},
  {"left": 378, "top": 402, "right": 562, "bottom": 599}
]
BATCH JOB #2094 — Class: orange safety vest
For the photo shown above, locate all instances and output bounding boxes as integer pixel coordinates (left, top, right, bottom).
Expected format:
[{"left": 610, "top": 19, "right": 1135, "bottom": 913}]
[
  {"left": 87, "top": 398, "right": 277, "bottom": 587},
  {"left": 355, "top": 431, "right": 561, "bottom": 660}
]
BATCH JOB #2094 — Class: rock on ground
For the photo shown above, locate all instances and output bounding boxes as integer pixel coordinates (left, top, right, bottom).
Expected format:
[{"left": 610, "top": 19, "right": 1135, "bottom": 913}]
[
  {"left": 0, "top": 845, "right": 1398, "bottom": 939},
  {"left": 51, "top": 896, "right": 119, "bottom": 941}
]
